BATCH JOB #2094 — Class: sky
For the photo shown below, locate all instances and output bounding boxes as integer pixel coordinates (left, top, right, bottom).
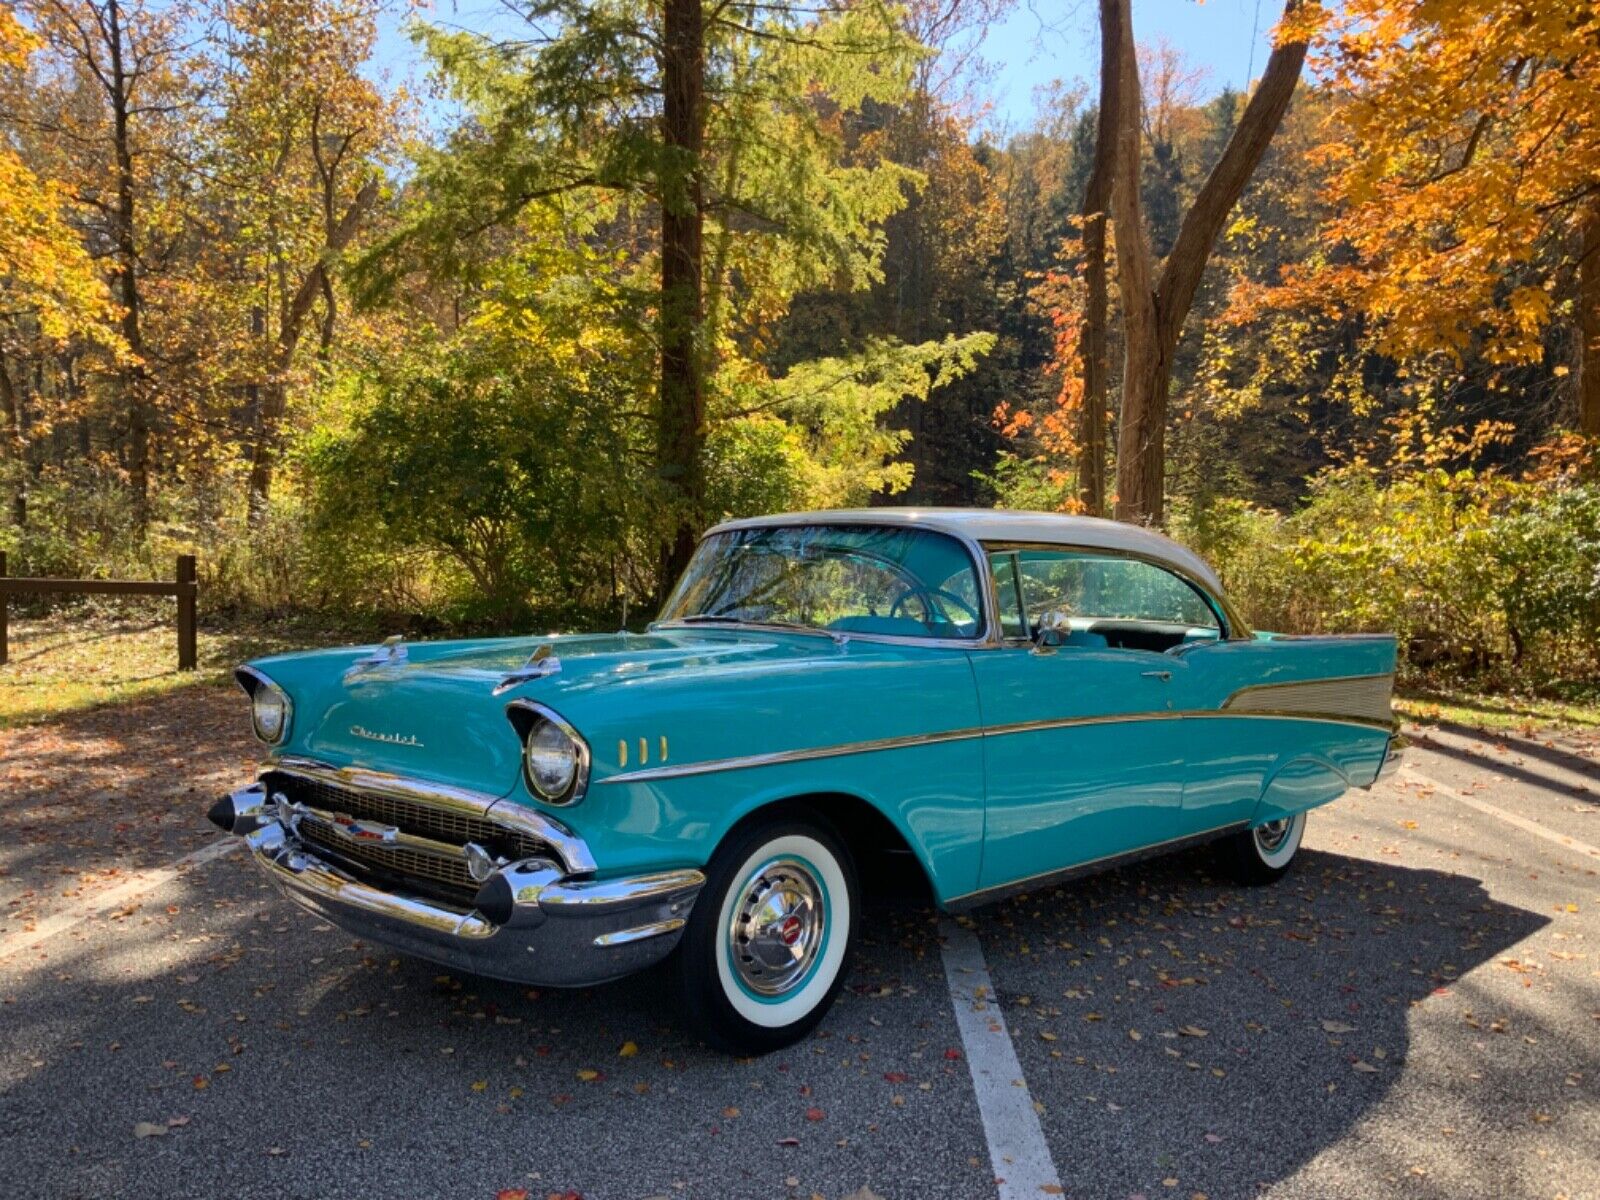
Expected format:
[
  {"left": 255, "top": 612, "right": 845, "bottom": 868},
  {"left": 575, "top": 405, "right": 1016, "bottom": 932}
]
[
  {"left": 978, "top": 0, "right": 1281, "bottom": 131},
  {"left": 374, "top": 0, "right": 1282, "bottom": 134}
]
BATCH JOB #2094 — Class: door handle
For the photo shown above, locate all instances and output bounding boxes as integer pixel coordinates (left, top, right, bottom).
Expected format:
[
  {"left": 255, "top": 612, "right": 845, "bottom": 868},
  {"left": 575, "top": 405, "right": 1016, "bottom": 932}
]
[{"left": 1141, "top": 670, "right": 1172, "bottom": 682}]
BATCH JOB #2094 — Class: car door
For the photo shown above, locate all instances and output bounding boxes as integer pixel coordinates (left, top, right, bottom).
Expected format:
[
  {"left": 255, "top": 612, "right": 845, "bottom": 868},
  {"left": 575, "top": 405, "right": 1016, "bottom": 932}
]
[{"left": 968, "top": 548, "right": 1213, "bottom": 895}]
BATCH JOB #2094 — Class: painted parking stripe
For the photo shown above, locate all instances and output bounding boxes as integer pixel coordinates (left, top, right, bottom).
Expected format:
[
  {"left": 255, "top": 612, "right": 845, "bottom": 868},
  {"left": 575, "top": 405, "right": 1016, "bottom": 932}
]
[
  {"left": 0, "top": 837, "right": 240, "bottom": 962},
  {"left": 1399, "top": 767, "right": 1600, "bottom": 862},
  {"left": 938, "top": 916, "right": 1064, "bottom": 1199}
]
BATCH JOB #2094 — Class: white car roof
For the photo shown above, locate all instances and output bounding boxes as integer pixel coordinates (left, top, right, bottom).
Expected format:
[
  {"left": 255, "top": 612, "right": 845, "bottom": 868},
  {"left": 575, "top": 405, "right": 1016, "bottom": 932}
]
[{"left": 706, "top": 507, "right": 1226, "bottom": 596}]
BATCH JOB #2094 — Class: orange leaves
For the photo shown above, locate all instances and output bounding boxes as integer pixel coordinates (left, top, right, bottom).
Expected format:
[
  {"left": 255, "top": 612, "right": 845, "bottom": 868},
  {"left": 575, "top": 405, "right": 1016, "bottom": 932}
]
[{"left": 1291, "top": 0, "right": 1600, "bottom": 372}]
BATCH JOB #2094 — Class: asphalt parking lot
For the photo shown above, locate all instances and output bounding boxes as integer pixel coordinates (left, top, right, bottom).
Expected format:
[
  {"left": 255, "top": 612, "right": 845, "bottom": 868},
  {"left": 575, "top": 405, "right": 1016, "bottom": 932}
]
[{"left": 2, "top": 692, "right": 1596, "bottom": 1200}]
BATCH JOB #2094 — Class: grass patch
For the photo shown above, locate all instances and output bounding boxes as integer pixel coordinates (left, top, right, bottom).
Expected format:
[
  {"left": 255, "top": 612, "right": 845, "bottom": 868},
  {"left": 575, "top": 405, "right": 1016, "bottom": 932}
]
[
  {"left": 0, "top": 613, "right": 355, "bottom": 729},
  {"left": 1396, "top": 685, "right": 1600, "bottom": 736}
]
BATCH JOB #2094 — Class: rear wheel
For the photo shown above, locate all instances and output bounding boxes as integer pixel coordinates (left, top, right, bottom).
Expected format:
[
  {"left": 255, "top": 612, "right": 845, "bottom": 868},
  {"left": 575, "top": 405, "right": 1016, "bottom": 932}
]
[
  {"left": 1219, "top": 811, "right": 1307, "bottom": 885},
  {"left": 671, "top": 814, "right": 857, "bottom": 1054}
]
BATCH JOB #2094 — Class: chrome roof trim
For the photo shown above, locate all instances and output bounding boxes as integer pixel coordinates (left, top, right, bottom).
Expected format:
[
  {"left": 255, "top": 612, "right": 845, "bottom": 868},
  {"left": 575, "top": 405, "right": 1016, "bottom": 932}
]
[{"left": 706, "top": 508, "right": 1227, "bottom": 597}]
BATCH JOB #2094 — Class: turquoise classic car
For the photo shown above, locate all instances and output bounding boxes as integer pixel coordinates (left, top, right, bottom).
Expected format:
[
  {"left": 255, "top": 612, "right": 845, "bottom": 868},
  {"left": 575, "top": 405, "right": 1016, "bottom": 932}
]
[{"left": 210, "top": 509, "right": 1403, "bottom": 1052}]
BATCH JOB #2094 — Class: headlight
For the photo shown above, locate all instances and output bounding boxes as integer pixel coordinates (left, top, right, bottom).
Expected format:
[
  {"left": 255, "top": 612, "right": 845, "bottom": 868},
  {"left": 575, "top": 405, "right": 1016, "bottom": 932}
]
[
  {"left": 507, "top": 701, "right": 590, "bottom": 805},
  {"left": 236, "top": 666, "right": 291, "bottom": 745},
  {"left": 525, "top": 718, "right": 580, "bottom": 800},
  {"left": 252, "top": 684, "right": 290, "bottom": 743}
]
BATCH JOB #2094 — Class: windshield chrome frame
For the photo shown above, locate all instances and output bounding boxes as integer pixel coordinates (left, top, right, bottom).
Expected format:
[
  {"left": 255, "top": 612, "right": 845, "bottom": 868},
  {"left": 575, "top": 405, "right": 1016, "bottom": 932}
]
[{"left": 653, "top": 519, "right": 1002, "bottom": 649}]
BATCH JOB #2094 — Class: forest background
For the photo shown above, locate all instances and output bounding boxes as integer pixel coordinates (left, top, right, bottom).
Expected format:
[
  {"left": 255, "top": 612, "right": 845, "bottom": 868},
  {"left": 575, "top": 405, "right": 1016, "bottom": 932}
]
[{"left": 2, "top": 0, "right": 1597, "bottom": 722}]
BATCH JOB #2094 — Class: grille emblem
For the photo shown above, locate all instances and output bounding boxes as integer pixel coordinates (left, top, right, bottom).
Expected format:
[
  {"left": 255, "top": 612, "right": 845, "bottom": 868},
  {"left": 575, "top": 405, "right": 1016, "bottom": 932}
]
[{"left": 328, "top": 812, "right": 400, "bottom": 844}]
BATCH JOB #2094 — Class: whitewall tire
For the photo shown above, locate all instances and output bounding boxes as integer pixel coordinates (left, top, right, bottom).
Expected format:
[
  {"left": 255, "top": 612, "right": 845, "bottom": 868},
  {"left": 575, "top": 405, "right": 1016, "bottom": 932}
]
[
  {"left": 1220, "top": 810, "right": 1307, "bottom": 885},
  {"left": 672, "top": 814, "right": 857, "bottom": 1053}
]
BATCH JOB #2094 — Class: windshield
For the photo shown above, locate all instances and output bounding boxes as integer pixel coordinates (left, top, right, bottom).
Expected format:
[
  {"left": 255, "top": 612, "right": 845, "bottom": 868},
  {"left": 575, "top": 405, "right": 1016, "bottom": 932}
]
[{"left": 658, "top": 524, "right": 985, "bottom": 641}]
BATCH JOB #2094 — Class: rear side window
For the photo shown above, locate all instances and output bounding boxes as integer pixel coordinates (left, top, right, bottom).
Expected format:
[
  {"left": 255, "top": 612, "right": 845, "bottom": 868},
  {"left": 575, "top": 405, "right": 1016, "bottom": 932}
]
[{"left": 989, "top": 549, "right": 1222, "bottom": 637}]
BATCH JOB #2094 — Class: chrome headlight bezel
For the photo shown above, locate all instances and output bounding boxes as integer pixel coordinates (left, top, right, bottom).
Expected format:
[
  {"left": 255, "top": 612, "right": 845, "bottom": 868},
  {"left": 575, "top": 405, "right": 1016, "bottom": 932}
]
[
  {"left": 505, "top": 700, "right": 590, "bottom": 806},
  {"left": 235, "top": 665, "right": 292, "bottom": 746}
]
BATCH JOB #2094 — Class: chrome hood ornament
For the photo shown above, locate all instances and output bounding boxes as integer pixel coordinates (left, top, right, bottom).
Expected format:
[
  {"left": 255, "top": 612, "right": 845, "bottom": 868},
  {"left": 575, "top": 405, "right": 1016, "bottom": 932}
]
[
  {"left": 345, "top": 634, "right": 408, "bottom": 679},
  {"left": 494, "top": 643, "right": 562, "bottom": 695}
]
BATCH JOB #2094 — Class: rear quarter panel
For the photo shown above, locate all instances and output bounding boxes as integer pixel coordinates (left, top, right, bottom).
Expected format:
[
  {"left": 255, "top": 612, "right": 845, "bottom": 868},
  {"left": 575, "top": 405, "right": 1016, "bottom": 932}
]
[{"left": 1176, "top": 634, "right": 1397, "bottom": 833}]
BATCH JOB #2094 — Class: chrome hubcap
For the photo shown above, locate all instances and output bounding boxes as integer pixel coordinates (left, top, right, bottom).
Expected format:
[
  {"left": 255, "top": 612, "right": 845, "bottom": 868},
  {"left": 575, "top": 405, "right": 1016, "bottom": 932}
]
[
  {"left": 1255, "top": 818, "right": 1293, "bottom": 855},
  {"left": 728, "top": 857, "right": 825, "bottom": 997}
]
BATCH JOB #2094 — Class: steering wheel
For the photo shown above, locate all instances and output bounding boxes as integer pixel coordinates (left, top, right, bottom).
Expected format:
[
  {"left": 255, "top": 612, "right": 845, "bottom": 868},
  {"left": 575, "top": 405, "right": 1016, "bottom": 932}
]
[{"left": 889, "top": 587, "right": 981, "bottom": 628}]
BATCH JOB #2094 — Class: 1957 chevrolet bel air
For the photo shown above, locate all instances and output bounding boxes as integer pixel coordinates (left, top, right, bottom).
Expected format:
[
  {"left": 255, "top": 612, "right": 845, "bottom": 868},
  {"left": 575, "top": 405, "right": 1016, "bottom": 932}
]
[{"left": 209, "top": 509, "right": 1403, "bottom": 1052}]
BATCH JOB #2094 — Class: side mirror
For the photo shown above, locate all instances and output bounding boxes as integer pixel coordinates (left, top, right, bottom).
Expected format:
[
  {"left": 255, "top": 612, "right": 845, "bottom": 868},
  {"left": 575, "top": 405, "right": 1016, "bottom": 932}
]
[{"left": 1031, "top": 610, "right": 1072, "bottom": 654}]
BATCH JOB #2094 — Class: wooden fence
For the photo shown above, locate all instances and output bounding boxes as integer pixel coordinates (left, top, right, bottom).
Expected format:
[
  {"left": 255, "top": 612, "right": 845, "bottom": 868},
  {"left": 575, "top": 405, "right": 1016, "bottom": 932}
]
[{"left": 0, "top": 552, "right": 198, "bottom": 670}]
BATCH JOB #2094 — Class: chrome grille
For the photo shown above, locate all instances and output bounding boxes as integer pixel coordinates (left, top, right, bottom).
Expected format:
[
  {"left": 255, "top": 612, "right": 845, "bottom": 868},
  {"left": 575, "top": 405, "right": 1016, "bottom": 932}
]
[
  {"left": 299, "top": 812, "right": 478, "bottom": 895},
  {"left": 263, "top": 771, "right": 547, "bottom": 903}
]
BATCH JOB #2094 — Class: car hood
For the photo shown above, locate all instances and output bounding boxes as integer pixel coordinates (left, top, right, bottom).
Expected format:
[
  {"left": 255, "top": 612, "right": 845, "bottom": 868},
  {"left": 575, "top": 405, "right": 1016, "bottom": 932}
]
[{"left": 246, "top": 629, "right": 838, "bottom": 793}]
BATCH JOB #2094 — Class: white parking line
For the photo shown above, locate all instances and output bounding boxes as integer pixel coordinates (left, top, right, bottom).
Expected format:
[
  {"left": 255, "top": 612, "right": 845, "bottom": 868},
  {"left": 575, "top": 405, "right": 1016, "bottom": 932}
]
[
  {"left": 0, "top": 837, "right": 240, "bottom": 963},
  {"left": 1400, "top": 766, "right": 1600, "bottom": 862},
  {"left": 938, "top": 916, "right": 1064, "bottom": 1200}
]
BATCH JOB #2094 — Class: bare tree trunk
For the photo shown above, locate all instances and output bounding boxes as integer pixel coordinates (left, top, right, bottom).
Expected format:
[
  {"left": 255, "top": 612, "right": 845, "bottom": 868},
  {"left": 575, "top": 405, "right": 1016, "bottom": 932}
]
[
  {"left": 1580, "top": 197, "right": 1600, "bottom": 440},
  {"left": 0, "top": 350, "right": 26, "bottom": 527},
  {"left": 105, "top": 0, "right": 151, "bottom": 528},
  {"left": 1075, "top": 14, "right": 1120, "bottom": 518},
  {"left": 1107, "top": 0, "right": 1313, "bottom": 525},
  {"left": 658, "top": 0, "right": 707, "bottom": 591},
  {"left": 1100, "top": 0, "right": 1161, "bottom": 524},
  {"left": 246, "top": 178, "right": 378, "bottom": 520}
]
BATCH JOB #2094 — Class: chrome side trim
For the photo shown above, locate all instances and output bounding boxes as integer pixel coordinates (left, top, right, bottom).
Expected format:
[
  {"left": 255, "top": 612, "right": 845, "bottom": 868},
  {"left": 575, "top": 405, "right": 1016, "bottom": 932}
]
[
  {"left": 600, "top": 726, "right": 991, "bottom": 784},
  {"left": 265, "top": 757, "right": 597, "bottom": 875},
  {"left": 1222, "top": 673, "right": 1394, "bottom": 726},
  {"left": 598, "top": 706, "right": 1394, "bottom": 786},
  {"left": 1188, "top": 708, "right": 1397, "bottom": 733},
  {"left": 592, "top": 917, "right": 687, "bottom": 947},
  {"left": 943, "top": 820, "right": 1251, "bottom": 911}
]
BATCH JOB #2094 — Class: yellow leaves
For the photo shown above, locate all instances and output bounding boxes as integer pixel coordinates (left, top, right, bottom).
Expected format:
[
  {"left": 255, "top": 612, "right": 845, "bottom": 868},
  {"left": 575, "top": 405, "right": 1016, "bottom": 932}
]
[
  {"left": 618, "top": 1040, "right": 638, "bottom": 1058},
  {"left": 575, "top": 1068, "right": 600, "bottom": 1082}
]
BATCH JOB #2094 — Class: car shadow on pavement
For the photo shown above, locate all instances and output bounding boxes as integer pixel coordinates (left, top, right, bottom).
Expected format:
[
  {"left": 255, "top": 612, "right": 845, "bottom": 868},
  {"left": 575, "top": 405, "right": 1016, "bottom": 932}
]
[
  {"left": 0, "top": 844, "right": 1559, "bottom": 1200},
  {"left": 965, "top": 845, "right": 1559, "bottom": 1200},
  {"left": 1412, "top": 725, "right": 1600, "bottom": 807}
]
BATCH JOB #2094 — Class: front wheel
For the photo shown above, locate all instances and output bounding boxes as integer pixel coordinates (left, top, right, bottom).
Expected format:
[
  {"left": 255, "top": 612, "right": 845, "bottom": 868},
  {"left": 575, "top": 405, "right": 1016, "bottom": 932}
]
[
  {"left": 1219, "top": 811, "right": 1307, "bottom": 885},
  {"left": 671, "top": 814, "right": 857, "bottom": 1054}
]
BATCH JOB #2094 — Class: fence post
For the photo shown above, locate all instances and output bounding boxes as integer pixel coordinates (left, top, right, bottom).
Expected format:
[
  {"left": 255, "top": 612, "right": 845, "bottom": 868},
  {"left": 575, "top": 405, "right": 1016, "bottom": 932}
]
[
  {"left": 0, "top": 550, "right": 7, "bottom": 667},
  {"left": 176, "top": 553, "right": 197, "bottom": 671}
]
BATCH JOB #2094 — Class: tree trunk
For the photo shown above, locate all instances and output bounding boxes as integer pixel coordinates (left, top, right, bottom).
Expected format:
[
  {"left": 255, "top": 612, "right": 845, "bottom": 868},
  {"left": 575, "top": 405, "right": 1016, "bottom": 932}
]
[
  {"left": 105, "top": 0, "right": 151, "bottom": 528},
  {"left": 246, "top": 178, "right": 378, "bottom": 520},
  {"left": 0, "top": 351, "right": 26, "bottom": 528},
  {"left": 1075, "top": 11, "right": 1122, "bottom": 518},
  {"left": 1580, "top": 196, "right": 1600, "bottom": 441},
  {"left": 1100, "top": 0, "right": 1162, "bottom": 524},
  {"left": 1108, "top": 0, "right": 1313, "bottom": 525},
  {"left": 657, "top": 0, "right": 707, "bottom": 590}
]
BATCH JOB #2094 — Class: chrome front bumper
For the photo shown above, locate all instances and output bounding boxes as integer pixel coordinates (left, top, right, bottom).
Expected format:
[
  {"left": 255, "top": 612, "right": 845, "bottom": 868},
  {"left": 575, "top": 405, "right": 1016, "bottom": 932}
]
[{"left": 218, "top": 788, "right": 703, "bottom": 988}]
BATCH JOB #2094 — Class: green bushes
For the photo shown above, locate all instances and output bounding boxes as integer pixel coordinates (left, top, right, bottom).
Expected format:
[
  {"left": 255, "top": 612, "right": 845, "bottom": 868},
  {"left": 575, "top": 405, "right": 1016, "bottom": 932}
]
[{"left": 1174, "top": 465, "right": 1600, "bottom": 686}]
